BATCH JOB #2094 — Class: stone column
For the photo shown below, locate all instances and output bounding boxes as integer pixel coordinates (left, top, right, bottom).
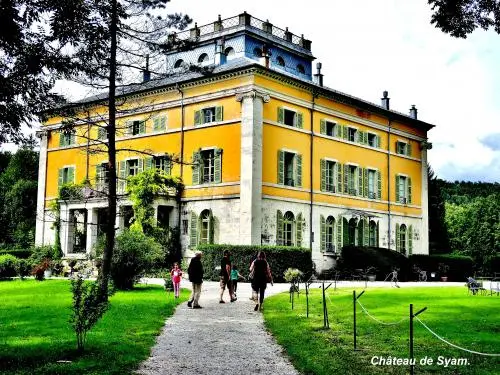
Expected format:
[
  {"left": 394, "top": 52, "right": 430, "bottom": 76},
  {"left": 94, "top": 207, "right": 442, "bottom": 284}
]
[
  {"left": 35, "top": 131, "right": 49, "bottom": 246},
  {"left": 86, "top": 208, "right": 98, "bottom": 254},
  {"left": 236, "top": 90, "right": 270, "bottom": 245}
]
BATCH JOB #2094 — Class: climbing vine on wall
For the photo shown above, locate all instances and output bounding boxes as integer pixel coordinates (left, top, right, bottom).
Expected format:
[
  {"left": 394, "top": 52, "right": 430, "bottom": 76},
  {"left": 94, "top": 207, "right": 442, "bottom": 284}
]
[{"left": 126, "top": 169, "right": 183, "bottom": 233}]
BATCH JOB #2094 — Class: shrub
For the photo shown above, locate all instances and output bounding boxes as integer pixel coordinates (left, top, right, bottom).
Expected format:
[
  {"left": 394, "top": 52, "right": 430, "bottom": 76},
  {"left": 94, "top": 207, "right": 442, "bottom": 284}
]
[
  {"left": 29, "top": 245, "right": 61, "bottom": 265},
  {"left": 15, "top": 258, "right": 32, "bottom": 279},
  {"left": 0, "top": 254, "right": 18, "bottom": 278},
  {"left": 196, "top": 244, "right": 312, "bottom": 283},
  {"left": 70, "top": 275, "right": 110, "bottom": 352},
  {"left": 337, "top": 246, "right": 411, "bottom": 281},
  {"left": 111, "top": 229, "right": 163, "bottom": 289},
  {"left": 410, "top": 254, "right": 473, "bottom": 281},
  {"left": 0, "top": 247, "right": 32, "bottom": 259},
  {"left": 284, "top": 268, "right": 303, "bottom": 283}
]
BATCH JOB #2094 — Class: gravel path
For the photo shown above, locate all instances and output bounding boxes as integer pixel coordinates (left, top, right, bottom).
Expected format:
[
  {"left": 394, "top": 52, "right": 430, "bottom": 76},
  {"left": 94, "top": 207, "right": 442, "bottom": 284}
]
[{"left": 136, "top": 281, "right": 299, "bottom": 375}]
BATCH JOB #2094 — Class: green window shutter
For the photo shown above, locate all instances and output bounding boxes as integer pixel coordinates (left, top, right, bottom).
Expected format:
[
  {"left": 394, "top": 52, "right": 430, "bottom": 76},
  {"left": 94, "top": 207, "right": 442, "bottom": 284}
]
[
  {"left": 139, "top": 121, "right": 146, "bottom": 134},
  {"left": 363, "top": 131, "right": 368, "bottom": 145},
  {"left": 376, "top": 222, "right": 380, "bottom": 247},
  {"left": 277, "top": 150, "right": 284, "bottom": 184},
  {"left": 214, "top": 148, "right": 222, "bottom": 183},
  {"left": 295, "top": 153, "right": 302, "bottom": 187},
  {"left": 395, "top": 175, "right": 400, "bottom": 202},
  {"left": 337, "top": 215, "right": 343, "bottom": 251},
  {"left": 68, "top": 167, "right": 75, "bottom": 184},
  {"left": 153, "top": 118, "right": 160, "bottom": 131},
  {"left": 192, "top": 151, "right": 200, "bottom": 185},
  {"left": 395, "top": 224, "right": 400, "bottom": 252},
  {"left": 276, "top": 210, "right": 283, "bottom": 245},
  {"left": 138, "top": 159, "right": 144, "bottom": 174},
  {"left": 357, "top": 131, "right": 363, "bottom": 144},
  {"left": 320, "top": 159, "right": 326, "bottom": 191},
  {"left": 364, "top": 219, "right": 369, "bottom": 247},
  {"left": 337, "top": 163, "right": 342, "bottom": 193},
  {"left": 160, "top": 116, "right": 166, "bottom": 130},
  {"left": 118, "top": 161, "right": 126, "bottom": 193},
  {"left": 358, "top": 167, "right": 363, "bottom": 196},
  {"left": 58, "top": 168, "right": 64, "bottom": 188},
  {"left": 336, "top": 124, "right": 343, "bottom": 138},
  {"left": 342, "top": 218, "right": 349, "bottom": 247},
  {"left": 208, "top": 210, "right": 214, "bottom": 244},
  {"left": 296, "top": 213, "right": 303, "bottom": 247},
  {"left": 407, "top": 143, "right": 412, "bottom": 157},
  {"left": 215, "top": 106, "right": 223, "bottom": 122},
  {"left": 125, "top": 121, "right": 133, "bottom": 135},
  {"left": 377, "top": 170, "right": 382, "bottom": 199},
  {"left": 342, "top": 126, "right": 348, "bottom": 140},
  {"left": 320, "top": 215, "right": 326, "bottom": 252},
  {"left": 376, "top": 135, "right": 381, "bottom": 148},
  {"left": 71, "top": 132, "right": 76, "bottom": 145},
  {"left": 357, "top": 220, "right": 363, "bottom": 246},
  {"left": 296, "top": 112, "right": 303, "bottom": 129},
  {"left": 98, "top": 127, "right": 106, "bottom": 140},
  {"left": 408, "top": 177, "right": 412, "bottom": 204},
  {"left": 320, "top": 119, "right": 326, "bottom": 135},
  {"left": 343, "top": 164, "right": 348, "bottom": 193},
  {"left": 277, "top": 107, "right": 284, "bottom": 124},
  {"left": 194, "top": 110, "right": 202, "bottom": 126},
  {"left": 190, "top": 212, "right": 198, "bottom": 248},
  {"left": 408, "top": 225, "right": 413, "bottom": 255},
  {"left": 166, "top": 159, "right": 172, "bottom": 175},
  {"left": 59, "top": 132, "right": 66, "bottom": 147},
  {"left": 145, "top": 157, "right": 153, "bottom": 170},
  {"left": 363, "top": 168, "right": 369, "bottom": 197}
]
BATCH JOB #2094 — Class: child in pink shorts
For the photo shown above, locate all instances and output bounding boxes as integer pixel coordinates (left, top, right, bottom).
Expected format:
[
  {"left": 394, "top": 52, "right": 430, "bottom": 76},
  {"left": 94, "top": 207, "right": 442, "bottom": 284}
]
[{"left": 170, "top": 263, "right": 183, "bottom": 298}]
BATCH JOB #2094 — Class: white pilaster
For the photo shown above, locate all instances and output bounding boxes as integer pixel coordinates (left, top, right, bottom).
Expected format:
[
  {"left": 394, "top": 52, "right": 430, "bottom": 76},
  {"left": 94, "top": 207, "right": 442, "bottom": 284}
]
[
  {"left": 420, "top": 146, "right": 430, "bottom": 255},
  {"left": 86, "top": 208, "right": 98, "bottom": 254},
  {"left": 236, "top": 90, "right": 270, "bottom": 245},
  {"left": 35, "top": 131, "right": 48, "bottom": 246}
]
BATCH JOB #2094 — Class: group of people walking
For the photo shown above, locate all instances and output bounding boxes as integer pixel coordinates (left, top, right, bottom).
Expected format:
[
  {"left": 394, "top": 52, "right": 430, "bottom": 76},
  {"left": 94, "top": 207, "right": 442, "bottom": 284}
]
[{"left": 170, "top": 250, "right": 273, "bottom": 311}]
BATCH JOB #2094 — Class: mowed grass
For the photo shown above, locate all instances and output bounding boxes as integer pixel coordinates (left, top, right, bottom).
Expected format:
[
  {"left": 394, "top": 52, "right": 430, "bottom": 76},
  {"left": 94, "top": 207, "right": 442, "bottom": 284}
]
[
  {"left": 263, "top": 286, "right": 500, "bottom": 375},
  {"left": 0, "top": 279, "right": 188, "bottom": 375}
]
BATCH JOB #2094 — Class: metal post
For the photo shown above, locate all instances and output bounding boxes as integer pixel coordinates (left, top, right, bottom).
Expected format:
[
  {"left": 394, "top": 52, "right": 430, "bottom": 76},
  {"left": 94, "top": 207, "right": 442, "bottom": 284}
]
[
  {"left": 306, "top": 281, "right": 309, "bottom": 318},
  {"left": 410, "top": 304, "right": 414, "bottom": 375},
  {"left": 322, "top": 282, "right": 326, "bottom": 328},
  {"left": 292, "top": 285, "right": 295, "bottom": 310},
  {"left": 353, "top": 290, "right": 357, "bottom": 350}
]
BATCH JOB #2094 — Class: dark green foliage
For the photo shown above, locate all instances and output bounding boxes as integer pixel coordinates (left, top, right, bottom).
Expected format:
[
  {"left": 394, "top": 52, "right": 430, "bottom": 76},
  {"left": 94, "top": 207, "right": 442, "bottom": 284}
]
[
  {"left": 428, "top": 0, "right": 500, "bottom": 38},
  {"left": 110, "top": 229, "right": 163, "bottom": 289},
  {"left": 337, "top": 246, "right": 410, "bottom": 281},
  {"left": 70, "top": 276, "right": 110, "bottom": 351},
  {"left": 0, "top": 254, "right": 18, "bottom": 278},
  {"left": 15, "top": 258, "right": 33, "bottom": 279},
  {"left": 149, "top": 226, "right": 182, "bottom": 267},
  {"left": 0, "top": 247, "right": 32, "bottom": 259},
  {"left": 196, "top": 244, "right": 312, "bottom": 282},
  {"left": 410, "top": 254, "right": 473, "bottom": 281},
  {"left": 488, "top": 255, "right": 500, "bottom": 273},
  {"left": 29, "top": 245, "right": 61, "bottom": 265},
  {"left": 428, "top": 165, "right": 450, "bottom": 254}
]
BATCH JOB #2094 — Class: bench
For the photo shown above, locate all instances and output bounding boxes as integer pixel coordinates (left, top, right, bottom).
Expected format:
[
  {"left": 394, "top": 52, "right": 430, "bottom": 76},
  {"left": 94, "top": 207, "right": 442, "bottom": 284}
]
[{"left": 490, "top": 281, "right": 500, "bottom": 296}]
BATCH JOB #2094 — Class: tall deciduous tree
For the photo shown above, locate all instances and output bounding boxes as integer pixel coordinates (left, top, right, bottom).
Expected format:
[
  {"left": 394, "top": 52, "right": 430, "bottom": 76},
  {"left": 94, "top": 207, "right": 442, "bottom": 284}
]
[
  {"left": 427, "top": 164, "right": 450, "bottom": 253},
  {"left": 428, "top": 0, "right": 500, "bottom": 38}
]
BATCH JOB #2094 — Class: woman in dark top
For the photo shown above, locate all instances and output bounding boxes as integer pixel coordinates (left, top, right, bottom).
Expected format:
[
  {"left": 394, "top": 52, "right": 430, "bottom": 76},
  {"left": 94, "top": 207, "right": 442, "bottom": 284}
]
[{"left": 249, "top": 251, "right": 273, "bottom": 311}]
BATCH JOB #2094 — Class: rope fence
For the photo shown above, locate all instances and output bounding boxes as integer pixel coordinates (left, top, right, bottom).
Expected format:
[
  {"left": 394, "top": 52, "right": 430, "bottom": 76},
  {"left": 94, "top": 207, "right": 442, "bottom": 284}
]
[
  {"left": 356, "top": 300, "right": 408, "bottom": 326},
  {"left": 415, "top": 316, "right": 500, "bottom": 357}
]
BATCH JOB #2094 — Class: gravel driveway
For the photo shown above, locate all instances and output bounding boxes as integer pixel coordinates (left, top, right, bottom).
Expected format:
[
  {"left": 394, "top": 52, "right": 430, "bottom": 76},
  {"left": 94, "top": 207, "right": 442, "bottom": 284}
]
[{"left": 136, "top": 281, "right": 299, "bottom": 375}]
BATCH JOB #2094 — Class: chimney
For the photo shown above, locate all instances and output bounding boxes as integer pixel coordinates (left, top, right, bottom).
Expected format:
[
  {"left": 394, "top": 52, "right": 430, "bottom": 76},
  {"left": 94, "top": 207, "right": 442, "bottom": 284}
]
[
  {"left": 381, "top": 91, "right": 390, "bottom": 110},
  {"left": 143, "top": 55, "right": 151, "bottom": 83},
  {"left": 409, "top": 105, "right": 418, "bottom": 119},
  {"left": 313, "top": 62, "right": 324, "bottom": 86},
  {"left": 215, "top": 39, "right": 226, "bottom": 65},
  {"left": 214, "top": 14, "right": 223, "bottom": 32}
]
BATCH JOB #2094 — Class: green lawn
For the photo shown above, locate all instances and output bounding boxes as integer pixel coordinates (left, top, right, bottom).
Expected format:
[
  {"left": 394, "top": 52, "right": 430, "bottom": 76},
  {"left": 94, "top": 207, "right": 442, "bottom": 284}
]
[
  {"left": 0, "top": 279, "right": 188, "bottom": 375},
  {"left": 263, "top": 286, "right": 500, "bottom": 375}
]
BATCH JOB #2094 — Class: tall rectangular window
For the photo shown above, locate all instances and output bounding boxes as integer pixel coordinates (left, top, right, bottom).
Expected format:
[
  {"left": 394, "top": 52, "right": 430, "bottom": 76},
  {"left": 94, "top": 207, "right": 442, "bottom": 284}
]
[
  {"left": 325, "top": 160, "right": 336, "bottom": 192},
  {"left": 127, "top": 159, "right": 139, "bottom": 176},
  {"left": 398, "top": 176, "right": 407, "bottom": 203},
  {"left": 154, "top": 156, "right": 171, "bottom": 174},
  {"left": 348, "top": 165, "right": 357, "bottom": 195},
  {"left": 203, "top": 107, "right": 216, "bottom": 123},
  {"left": 201, "top": 149, "right": 215, "bottom": 183},
  {"left": 368, "top": 133, "right": 377, "bottom": 147},
  {"left": 348, "top": 127, "right": 357, "bottom": 142},
  {"left": 368, "top": 169, "right": 376, "bottom": 199},
  {"left": 284, "top": 152, "right": 295, "bottom": 186},
  {"left": 325, "top": 121, "right": 336, "bottom": 137},
  {"left": 97, "top": 162, "right": 109, "bottom": 185}
]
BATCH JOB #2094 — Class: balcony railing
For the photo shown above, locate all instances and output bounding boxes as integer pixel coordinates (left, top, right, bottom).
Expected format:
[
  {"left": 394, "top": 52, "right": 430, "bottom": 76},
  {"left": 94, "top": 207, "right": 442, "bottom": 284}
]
[{"left": 168, "top": 12, "right": 312, "bottom": 51}]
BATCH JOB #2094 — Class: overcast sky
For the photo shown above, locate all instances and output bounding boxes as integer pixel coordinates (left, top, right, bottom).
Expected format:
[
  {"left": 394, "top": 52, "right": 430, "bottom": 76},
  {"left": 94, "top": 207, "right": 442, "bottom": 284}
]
[{"left": 19, "top": 0, "right": 500, "bottom": 183}]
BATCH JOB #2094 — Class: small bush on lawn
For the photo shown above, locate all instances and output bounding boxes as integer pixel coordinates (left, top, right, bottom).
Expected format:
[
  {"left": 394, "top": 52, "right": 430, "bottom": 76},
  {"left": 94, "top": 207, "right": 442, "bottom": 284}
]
[
  {"left": 337, "top": 246, "right": 410, "bottom": 281},
  {"left": 29, "top": 245, "right": 61, "bottom": 265},
  {"left": 0, "top": 254, "right": 18, "bottom": 278},
  {"left": 196, "top": 244, "right": 312, "bottom": 282},
  {"left": 15, "top": 258, "right": 32, "bottom": 279},
  {"left": 0, "top": 247, "right": 32, "bottom": 259},
  {"left": 111, "top": 229, "right": 163, "bottom": 289}
]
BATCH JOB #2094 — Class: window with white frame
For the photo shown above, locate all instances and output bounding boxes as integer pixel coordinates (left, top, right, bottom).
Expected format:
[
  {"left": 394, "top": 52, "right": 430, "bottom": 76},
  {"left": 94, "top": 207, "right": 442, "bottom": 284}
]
[
  {"left": 396, "top": 175, "right": 412, "bottom": 204},
  {"left": 201, "top": 149, "right": 215, "bottom": 183},
  {"left": 278, "top": 150, "right": 302, "bottom": 188},
  {"left": 154, "top": 155, "right": 171, "bottom": 175},
  {"left": 348, "top": 127, "right": 357, "bottom": 142},
  {"left": 58, "top": 166, "right": 75, "bottom": 188},
  {"left": 96, "top": 162, "right": 109, "bottom": 187},
  {"left": 396, "top": 141, "right": 411, "bottom": 156},
  {"left": 347, "top": 165, "right": 357, "bottom": 195},
  {"left": 326, "top": 121, "right": 336, "bottom": 136},
  {"left": 194, "top": 106, "right": 223, "bottom": 125},
  {"left": 127, "top": 159, "right": 139, "bottom": 177},
  {"left": 368, "top": 133, "right": 377, "bottom": 147},
  {"left": 59, "top": 130, "right": 76, "bottom": 147},
  {"left": 277, "top": 107, "right": 303, "bottom": 128},
  {"left": 368, "top": 169, "right": 376, "bottom": 199},
  {"left": 324, "top": 160, "right": 336, "bottom": 192}
]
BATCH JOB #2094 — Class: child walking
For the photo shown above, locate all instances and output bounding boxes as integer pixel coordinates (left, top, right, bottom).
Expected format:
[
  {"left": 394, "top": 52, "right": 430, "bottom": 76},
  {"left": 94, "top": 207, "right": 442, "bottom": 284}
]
[
  {"left": 230, "top": 265, "right": 245, "bottom": 297},
  {"left": 170, "top": 262, "right": 183, "bottom": 298}
]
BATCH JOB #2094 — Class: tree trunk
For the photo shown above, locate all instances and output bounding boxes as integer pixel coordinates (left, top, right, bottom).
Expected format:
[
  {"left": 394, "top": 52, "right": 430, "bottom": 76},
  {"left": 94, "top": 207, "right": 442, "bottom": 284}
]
[{"left": 99, "top": 0, "right": 118, "bottom": 300}]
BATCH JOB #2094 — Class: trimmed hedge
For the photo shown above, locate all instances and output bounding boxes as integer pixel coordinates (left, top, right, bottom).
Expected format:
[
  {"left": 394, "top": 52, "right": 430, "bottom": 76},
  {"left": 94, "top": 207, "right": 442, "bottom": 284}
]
[
  {"left": 486, "top": 255, "right": 500, "bottom": 274},
  {"left": 409, "top": 254, "right": 473, "bottom": 282},
  {"left": 195, "top": 244, "right": 312, "bottom": 283},
  {"left": 337, "top": 246, "right": 410, "bottom": 281},
  {"left": 0, "top": 248, "right": 32, "bottom": 259}
]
